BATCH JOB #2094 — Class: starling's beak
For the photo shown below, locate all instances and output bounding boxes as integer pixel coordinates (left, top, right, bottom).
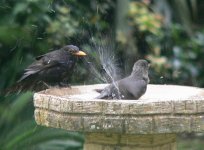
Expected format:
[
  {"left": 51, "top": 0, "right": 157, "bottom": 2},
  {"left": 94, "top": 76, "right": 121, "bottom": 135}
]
[{"left": 73, "top": 51, "right": 87, "bottom": 56}]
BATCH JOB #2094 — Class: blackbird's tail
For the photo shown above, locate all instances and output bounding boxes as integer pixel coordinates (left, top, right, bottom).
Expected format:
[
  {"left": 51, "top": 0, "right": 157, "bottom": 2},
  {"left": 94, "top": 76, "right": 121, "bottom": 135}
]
[
  {"left": 3, "top": 82, "right": 25, "bottom": 95},
  {"left": 2, "top": 80, "right": 49, "bottom": 96},
  {"left": 3, "top": 82, "right": 49, "bottom": 95},
  {"left": 2, "top": 69, "right": 49, "bottom": 95}
]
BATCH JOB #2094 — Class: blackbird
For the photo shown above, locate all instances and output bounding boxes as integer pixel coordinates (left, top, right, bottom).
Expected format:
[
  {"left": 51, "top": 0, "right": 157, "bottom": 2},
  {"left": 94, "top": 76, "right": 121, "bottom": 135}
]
[
  {"left": 7, "top": 45, "right": 86, "bottom": 93},
  {"left": 96, "top": 59, "right": 150, "bottom": 100}
]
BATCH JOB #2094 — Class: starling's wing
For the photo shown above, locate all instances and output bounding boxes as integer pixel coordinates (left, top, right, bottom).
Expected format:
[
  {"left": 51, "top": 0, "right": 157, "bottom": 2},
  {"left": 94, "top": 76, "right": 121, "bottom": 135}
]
[
  {"left": 96, "top": 85, "right": 110, "bottom": 99},
  {"left": 96, "top": 83, "right": 122, "bottom": 99},
  {"left": 126, "top": 79, "right": 147, "bottom": 99},
  {"left": 96, "top": 85, "right": 114, "bottom": 99}
]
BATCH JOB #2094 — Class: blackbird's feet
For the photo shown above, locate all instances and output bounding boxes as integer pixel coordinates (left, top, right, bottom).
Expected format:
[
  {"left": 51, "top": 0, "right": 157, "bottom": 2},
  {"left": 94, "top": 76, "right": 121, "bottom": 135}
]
[
  {"left": 58, "top": 82, "right": 71, "bottom": 88},
  {"left": 42, "top": 82, "right": 50, "bottom": 88}
]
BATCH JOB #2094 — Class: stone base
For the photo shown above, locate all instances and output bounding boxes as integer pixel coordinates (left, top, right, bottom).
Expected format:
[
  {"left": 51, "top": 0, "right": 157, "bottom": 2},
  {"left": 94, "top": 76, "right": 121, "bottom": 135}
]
[{"left": 84, "top": 133, "right": 176, "bottom": 150}]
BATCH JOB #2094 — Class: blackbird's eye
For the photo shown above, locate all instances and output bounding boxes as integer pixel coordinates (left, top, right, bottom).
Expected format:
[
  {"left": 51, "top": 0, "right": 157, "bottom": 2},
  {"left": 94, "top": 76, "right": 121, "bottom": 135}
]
[{"left": 69, "top": 49, "right": 77, "bottom": 53}]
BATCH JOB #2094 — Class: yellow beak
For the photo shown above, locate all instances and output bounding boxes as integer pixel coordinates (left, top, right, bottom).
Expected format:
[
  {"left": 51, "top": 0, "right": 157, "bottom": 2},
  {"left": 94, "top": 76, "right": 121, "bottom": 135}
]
[{"left": 73, "top": 50, "right": 87, "bottom": 56}]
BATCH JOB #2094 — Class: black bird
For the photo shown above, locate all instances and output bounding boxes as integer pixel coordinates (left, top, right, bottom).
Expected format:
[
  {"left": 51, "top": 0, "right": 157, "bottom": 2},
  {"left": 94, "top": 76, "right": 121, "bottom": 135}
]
[
  {"left": 7, "top": 45, "right": 86, "bottom": 93},
  {"left": 96, "top": 59, "right": 150, "bottom": 100}
]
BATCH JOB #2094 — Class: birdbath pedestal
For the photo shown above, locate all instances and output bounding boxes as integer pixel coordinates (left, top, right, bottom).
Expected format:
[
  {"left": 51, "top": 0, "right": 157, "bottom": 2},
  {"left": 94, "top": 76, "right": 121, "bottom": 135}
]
[{"left": 34, "top": 84, "right": 204, "bottom": 150}]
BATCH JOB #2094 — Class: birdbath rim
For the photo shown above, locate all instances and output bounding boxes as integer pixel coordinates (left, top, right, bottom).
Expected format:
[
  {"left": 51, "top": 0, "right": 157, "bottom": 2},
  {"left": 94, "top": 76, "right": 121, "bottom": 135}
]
[
  {"left": 36, "top": 84, "right": 204, "bottom": 102},
  {"left": 34, "top": 84, "right": 204, "bottom": 135}
]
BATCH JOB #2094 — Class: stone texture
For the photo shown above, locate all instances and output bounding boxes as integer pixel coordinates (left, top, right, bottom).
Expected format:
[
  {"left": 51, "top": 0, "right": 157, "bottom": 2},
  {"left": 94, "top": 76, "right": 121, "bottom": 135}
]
[
  {"left": 59, "top": 115, "right": 83, "bottom": 131},
  {"left": 49, "top": 98, "right": 61, "bottom": 112},
  {"left": 125, "top": 117, "right": 153, "bottom": 134},
  {"left": 34, "top": 93, "right": 49, "bottom": 109},
  {"left": 84, "top": 133, "right": 176, "bottom": 150},
  {"left": 191, "top": 116, "right": 204, "bottom": 132},
  {"left": 83, "top": 101, "right": 103, "bottom": 114},
  {"left": 196, "top": 100, "right": 204, "bottom": 113},
  {"left": 85, "top": 133, "right": 119, "bottom": 145},
  {"left": 174, "top": 100, "right": 196, "bottom": 114},
  {"left": 103, "top": 101, "right": 123, "bottom": 114},
  {"left": 103, "top": 117, "right": 124, "bottom": 133},
  {"left": 153, "top": 116, "right": 191, "bottom": 133},
  {"left": 60, "top": 99, "right": 72, "bottom": 113},
  {"left": 83, "top": 116, "right": 104, "bottom": 132},
  {"left": 72, "top": 101, "right": 83, "bottom": 113},
  {"left": 128, "top": 101, "right": 173, "bottom": 115}
]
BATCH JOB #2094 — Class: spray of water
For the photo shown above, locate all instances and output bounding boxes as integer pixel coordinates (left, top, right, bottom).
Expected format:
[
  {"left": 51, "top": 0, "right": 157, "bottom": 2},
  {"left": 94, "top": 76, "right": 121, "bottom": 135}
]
[
  {"left": 97, "top": 44, "right": 122, "bottom": 99},
  {"left": 83, "top": 57, "right": 107, "bottom": 83},
  {"left": 84, "top": 35, "right": 122, "bottom": 99}
]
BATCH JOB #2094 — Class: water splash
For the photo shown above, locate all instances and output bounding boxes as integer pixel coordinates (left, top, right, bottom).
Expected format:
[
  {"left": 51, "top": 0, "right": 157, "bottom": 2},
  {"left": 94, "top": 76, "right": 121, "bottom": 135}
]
[
  {"left": 97, "top": 44, "right": 122, "bottom": 99},
  {"left": 85, "top": 36, "right": 122, "bottom": 99},
  {"left": 83, "top": 57, "right": 107, "bottom": 83}
]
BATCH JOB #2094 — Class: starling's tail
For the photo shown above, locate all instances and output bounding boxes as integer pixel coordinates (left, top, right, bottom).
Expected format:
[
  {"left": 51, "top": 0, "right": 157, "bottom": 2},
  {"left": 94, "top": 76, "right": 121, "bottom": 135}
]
[
  {"left": 95, "top": 88, "right": 110, "bottom": 99},
  {"left": 94, "top": 89, "right": 103, "bottom": 93}
]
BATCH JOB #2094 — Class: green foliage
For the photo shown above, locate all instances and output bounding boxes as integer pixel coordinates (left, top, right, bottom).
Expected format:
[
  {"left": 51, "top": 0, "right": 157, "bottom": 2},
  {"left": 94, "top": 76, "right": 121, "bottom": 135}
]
[
  {"left": 178, "top": 136, "right": 204, "bottom": 150},
  {"left": 126, "top": 0, "right": 204, "bottom": 86},
  {"left": 0, "top": 93, "right": 84, "bottom": 150},
  {"left": 128, "top": 2, "right": 162, "bottom": 35}
]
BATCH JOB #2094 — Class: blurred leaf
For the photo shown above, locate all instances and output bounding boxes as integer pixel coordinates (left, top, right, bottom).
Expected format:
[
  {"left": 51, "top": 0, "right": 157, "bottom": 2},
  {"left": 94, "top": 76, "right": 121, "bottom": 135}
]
[
  {"left": 0, "top": 94, "right": 84, "bottom": 150},
  {"left": 13, "top": 3, "right": 28, "bottom": 15},
  {"left": 172, "top": 0, "right": 193, "bottom": 36}
]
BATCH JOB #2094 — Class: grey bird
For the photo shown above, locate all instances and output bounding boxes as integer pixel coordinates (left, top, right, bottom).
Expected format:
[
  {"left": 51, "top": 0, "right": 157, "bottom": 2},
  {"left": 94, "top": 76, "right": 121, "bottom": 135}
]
[{"left": 96, "top": 59, "right": 150, "bottom": 100}]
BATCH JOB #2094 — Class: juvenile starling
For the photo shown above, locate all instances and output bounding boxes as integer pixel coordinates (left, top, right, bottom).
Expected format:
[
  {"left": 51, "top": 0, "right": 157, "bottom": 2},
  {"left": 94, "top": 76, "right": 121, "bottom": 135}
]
[
  {"left": 96, "top": 59, "right": 150, "bottom": 100},
  {"left": 7, "top": 45, "right": 86, "bottom": 93}
]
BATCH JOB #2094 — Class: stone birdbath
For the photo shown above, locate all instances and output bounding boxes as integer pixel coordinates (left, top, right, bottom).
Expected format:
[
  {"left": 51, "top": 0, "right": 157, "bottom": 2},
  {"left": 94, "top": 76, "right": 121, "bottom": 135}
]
[{"left": 34, "top": 84, "right": 204, "bottom": 150}]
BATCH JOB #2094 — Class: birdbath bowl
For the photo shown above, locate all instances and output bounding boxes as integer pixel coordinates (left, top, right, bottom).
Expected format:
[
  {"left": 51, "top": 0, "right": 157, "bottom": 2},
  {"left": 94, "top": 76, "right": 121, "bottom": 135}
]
[{"left": 34, "top": 84, "right": 204, "bottom": 150}]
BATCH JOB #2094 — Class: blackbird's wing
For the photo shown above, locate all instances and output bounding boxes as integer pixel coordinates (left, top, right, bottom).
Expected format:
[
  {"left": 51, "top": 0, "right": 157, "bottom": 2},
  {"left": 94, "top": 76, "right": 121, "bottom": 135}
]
[
  {"left": 18, "top": 51, "right": 67, "bottom": 82},
  {"left": 5, "top": 51, "right": 72, "bottom": 93},
  {"left": 35, "top": 54, "right": 45, "bottom": 60},
  {"left": 4, "top": 55, "right": 59, "bottom": 94},
  {"left": 35, "top": 49, "right": 61, "bottom": 60}
]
